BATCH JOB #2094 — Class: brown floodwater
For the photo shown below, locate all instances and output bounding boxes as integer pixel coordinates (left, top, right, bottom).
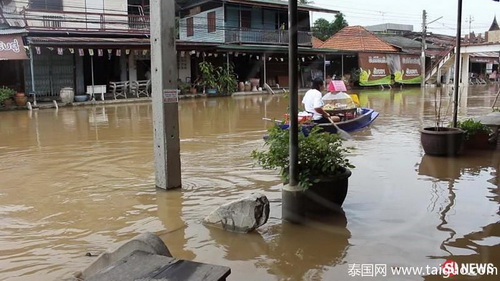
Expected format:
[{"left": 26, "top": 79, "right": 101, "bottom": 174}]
[{"left": 0, "top": 85, "right": 498, "bottom": 281}]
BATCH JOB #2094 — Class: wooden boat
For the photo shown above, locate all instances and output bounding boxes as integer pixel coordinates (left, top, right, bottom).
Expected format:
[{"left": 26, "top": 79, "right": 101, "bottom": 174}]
[
  {"left": 318, "top": 107, "right": 379, "bottom": 133},
  {"left": 277, "top": 108, "right": 379, "bottom": 134}
]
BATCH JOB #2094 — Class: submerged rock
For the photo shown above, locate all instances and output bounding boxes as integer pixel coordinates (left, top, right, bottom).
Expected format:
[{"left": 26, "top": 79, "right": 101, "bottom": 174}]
[{"left": 203, "top": 193, "right": 270, "bottom": 233}]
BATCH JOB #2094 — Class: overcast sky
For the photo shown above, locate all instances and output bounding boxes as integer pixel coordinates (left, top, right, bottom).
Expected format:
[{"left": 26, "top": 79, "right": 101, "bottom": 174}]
[{"left": 310, "top": 0, "right": 500, "bottom": 36}]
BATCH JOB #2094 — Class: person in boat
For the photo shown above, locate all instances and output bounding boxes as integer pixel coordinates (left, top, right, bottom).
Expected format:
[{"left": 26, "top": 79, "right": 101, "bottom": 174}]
[{"left": 302, "top": 77, "right": 340, "bottom": 124}]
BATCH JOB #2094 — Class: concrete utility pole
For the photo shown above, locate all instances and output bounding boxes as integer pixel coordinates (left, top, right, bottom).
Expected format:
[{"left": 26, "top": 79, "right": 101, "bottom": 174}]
[
  {"left": 150, "top": 0, "right": 182, "bottom": 189},
  {"left": 288, "top": 0, "right": 299, "bottom": 188},
  {"left": 421, "top": 10, "right": 427, "bottom": 88}
]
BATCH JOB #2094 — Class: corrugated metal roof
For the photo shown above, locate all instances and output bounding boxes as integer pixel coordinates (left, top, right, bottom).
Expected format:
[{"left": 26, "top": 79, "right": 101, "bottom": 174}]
[
  {"left": 216, "top": 44, "right": 351, "bottom": 54},
  {"left": 179, "top": 0, "right": 338, "bottom": 14},
  {"left": 319, "top": 26, "right": 400, "bottom": 53},
  {"left": 377, "top": 34, "right": 441, "bottom": 50}
]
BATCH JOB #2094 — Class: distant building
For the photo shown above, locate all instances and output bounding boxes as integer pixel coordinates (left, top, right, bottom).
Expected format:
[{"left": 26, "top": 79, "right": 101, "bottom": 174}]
[
  {"left": 487, "top": 16, "right": 500, "bottom": 42},
  {"left": 364, "top": 23, "right": 413, "bottom": 34}
]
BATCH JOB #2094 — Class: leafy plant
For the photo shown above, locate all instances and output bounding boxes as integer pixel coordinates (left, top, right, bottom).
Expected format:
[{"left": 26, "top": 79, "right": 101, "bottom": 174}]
[
  {"left": 215, "top": 63, "right": 237, "bottom": 95},
  {"left": 0, "top": 86, "right": 15, "bottom": 104},
  {"left": 251, "top": 125, "right": 354, "bottom": 189},
  {"left": 198, "top": 61, "right": 238, "bottom": 95},
  {"left": 456, "top": 118, "right": 492, "bottom": 140},
  {"left": 199, "top": 61, "right": 218, "bottom": 90}
]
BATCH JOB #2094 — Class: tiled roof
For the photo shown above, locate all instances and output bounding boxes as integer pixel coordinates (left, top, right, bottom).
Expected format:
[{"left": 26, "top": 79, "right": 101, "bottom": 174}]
[
  {"left": 312, "top": 36, "right": 323, "bottom": 48},
  {"left": 319, "top": 26, "right": 400, "bottom": 52}
]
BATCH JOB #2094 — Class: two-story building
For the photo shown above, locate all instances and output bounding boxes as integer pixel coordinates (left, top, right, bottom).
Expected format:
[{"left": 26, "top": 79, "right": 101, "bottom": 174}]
[
  {"left": 176, "top": 0, "right": 339, "bottom": 88},
  {"left": 1, "top": 0, "right": 152, "bottom": 97},
  {"left": 1, "top": 0, "right": 338, "bottom": 98}
]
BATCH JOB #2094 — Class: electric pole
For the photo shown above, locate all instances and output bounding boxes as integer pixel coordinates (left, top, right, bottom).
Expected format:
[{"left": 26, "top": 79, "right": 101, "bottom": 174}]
[
  {"left": 466, "top": 15, "right": 474, "bottom": 35},
  {"left": 150, "top": 0, "right": 182, "bottom": 190},
  {"left": 421, "top": 10, "right": 427, "bottom": 87}
]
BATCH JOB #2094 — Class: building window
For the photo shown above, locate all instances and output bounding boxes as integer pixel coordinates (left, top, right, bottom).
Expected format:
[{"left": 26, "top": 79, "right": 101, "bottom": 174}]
[
  {"left": 241, "top": 10, "right": 251, "bottom": 30},
  {"left": 187, "top": 17, "right": 194, "bottom": 37},
  {"left": 30, "top": 0, "right": 63, "bottom": 10},
  {"left": 179, "top": 55, "right": 187, "bottom": 70},
  {"left": 207, "top": 11, "right": 216, "bottom": 33}
]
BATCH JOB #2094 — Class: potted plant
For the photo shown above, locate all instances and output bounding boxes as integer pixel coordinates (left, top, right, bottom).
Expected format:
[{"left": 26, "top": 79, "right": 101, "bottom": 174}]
[
  {"left": 199, "top": 61, "right": 218, "bottom": 94},
  {"left": 215, "top": 63, "right": 237, "bottom": 95},
  {"left": 0, "top": 86, "right": 15, "bottom": 107},
  {"left": 420, "top": 88, "right": 464, "bottom": 156},
  {"left": 456, "top": 118, "right": 493, "bottom": 149},
  {"left": 251, "top": 124, "right": 354, "bottom": 222}
]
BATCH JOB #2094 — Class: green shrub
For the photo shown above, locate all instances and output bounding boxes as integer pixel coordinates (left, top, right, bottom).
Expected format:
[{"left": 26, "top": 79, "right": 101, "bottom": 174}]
[
  {"left": 457, "top": 118, "right": 492, "bottom": 140},
  {"left": 251, "top": 125, "right": 354, "bottom": 189},
  {"left": 0, "top": 86, "right": 15, "bottom": 104}
]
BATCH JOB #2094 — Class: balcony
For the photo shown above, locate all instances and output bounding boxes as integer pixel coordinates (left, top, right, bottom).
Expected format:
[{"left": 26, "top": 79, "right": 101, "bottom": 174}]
[
  {"left": 225, "top": 28, "right": 312, "bottom": 45},
  {"left": 22, "top": 9, "right": 150, "bottom": 35}
]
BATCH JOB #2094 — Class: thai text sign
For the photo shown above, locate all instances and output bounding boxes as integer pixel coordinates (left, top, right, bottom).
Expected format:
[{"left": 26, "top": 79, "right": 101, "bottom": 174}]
[
  {"left": 163, "top": 90, "right": 179, "bottom": 103},
  {"left": 0, "top": 35, "right": 28, "bottom": 60},
  {"left": 358, "top": 53, "right": 391, "bottom": 86},
  {"left": 395, "top": 54, "right": 422, "bottom": 84}
]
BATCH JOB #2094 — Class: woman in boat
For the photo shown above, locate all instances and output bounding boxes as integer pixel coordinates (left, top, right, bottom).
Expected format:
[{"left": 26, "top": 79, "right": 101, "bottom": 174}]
[{"left": 302, "top": 78, "right": 340, "bottom": 124}]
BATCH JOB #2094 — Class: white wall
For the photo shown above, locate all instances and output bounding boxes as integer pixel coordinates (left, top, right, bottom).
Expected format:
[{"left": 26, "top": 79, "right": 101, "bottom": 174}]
[
  {"left": 180, "top": 7, "right": 225, "bottom": 42},
  {"left": 178, "top": 52, "right": 191, "bottom": 82}
]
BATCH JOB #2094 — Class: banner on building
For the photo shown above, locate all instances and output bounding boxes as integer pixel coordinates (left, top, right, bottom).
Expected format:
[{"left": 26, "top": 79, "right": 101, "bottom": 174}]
[
  {"left": 0, "top": 35, "right": 28, "bottom": 60},
  {"left": 358, "top": 53, "right": 391, "bottom": 86},
  {"left": 395, "top": 54, "right": 422, "bottom": 84}
]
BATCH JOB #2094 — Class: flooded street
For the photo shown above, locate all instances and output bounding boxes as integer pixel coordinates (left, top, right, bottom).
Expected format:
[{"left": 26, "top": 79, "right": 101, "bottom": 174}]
[{"left": 0, "top": 85, "right": 499, "bottom": 280}]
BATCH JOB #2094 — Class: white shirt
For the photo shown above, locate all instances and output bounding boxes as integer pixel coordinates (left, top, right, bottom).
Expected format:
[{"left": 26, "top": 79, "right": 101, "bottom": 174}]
[{"left": 302, "top": 89, "right": 324, "bottom": 120}]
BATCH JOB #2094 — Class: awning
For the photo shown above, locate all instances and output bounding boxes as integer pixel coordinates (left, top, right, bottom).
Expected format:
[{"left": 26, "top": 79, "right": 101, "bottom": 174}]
[
  {"left": 0, "top": 35, "right": 28, "bottom": 60},
  {"left": 216, "top": 44, "right": 352, "bottom": 55},
  {"left": 27, "top": 36, "right": 150, "bottom": 48}
]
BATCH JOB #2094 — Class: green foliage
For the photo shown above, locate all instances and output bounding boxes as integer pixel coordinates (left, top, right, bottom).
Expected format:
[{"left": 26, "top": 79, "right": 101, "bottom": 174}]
[
  {"left": 199, "top": 61, "right": 218, "bottom": 90},
  {"left": 198, "top": 61, "right": 238, "bottom": 95},
  {"left": 312, "top": 13, "right": 348, "bottom": 41},
  {"left": 251, "top": 125, "right": 354, "bottom": 189},
  {"left": 493, "top": 107, "right": 499, "bottom": 112},
  {"left": 331, "top": 13, "right": 349, "bottom": 35},
  {"left": 312, "top": 18, "right": 332, "bottom": 41},
  {"left": 456, "top": 118, "right": 493, "bottom": 140},
  {"left": 216, "top": 63, "right": 238, "bottom": 94},
  {"left": 0, "top": 86, "right": 15, "bottom": 104}
]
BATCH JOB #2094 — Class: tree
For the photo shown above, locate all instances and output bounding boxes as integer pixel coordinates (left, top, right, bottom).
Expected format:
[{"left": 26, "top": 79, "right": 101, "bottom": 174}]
[
  {"left": 331, "top": 12, "right": 348, "bottom": 35},
  {"left": 312, "top": 18, "right": 332, "bottom": 41},
  {"left": 312, "top": 13, "right": 349, "bottom": 41}
]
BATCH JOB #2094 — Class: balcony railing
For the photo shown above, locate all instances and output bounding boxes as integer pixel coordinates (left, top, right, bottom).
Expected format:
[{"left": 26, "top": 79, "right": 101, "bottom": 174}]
[
  {"left": 225, "top": 28, "right": 312, "bottom": 45},
  {"left": 22, "top": 9, "right": 150, "bottom": 35}
]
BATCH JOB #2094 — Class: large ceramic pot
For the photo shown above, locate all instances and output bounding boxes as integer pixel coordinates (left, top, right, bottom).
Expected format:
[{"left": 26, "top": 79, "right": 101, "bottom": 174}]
[
  {"left": 282, "top": 168, "right": 352, "bottom": 223},
  {"left": 420, "top": 127, "right": 464, "bottom": 156},
  {"left": 464, "top": 133, "right": 493, "bottom": 150},
  {"left": 14, "top": 95, "right": 28, "bottom": 106}
]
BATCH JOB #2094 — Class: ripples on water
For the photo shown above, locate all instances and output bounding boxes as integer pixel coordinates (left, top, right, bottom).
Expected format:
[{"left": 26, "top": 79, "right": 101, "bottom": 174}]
[{"left": 0, "top": 86, "right": 499, "bottom": 280}]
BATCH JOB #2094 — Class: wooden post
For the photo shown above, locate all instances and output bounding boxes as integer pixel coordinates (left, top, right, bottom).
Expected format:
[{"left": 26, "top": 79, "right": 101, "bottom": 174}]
[{"left": 150, "top": 0, "right": 182, "bottom": 189}]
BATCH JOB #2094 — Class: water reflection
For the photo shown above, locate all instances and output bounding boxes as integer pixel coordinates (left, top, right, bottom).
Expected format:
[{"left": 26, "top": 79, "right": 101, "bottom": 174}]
[
  {"left": 417, "top": 151, "right": 500, "bottom": 279},
  {"left": 0, "top": 85, "right": 499, "bottom": 280},
  {"left": 208, "top": 215, "right": 350, "bottom": 280}
]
